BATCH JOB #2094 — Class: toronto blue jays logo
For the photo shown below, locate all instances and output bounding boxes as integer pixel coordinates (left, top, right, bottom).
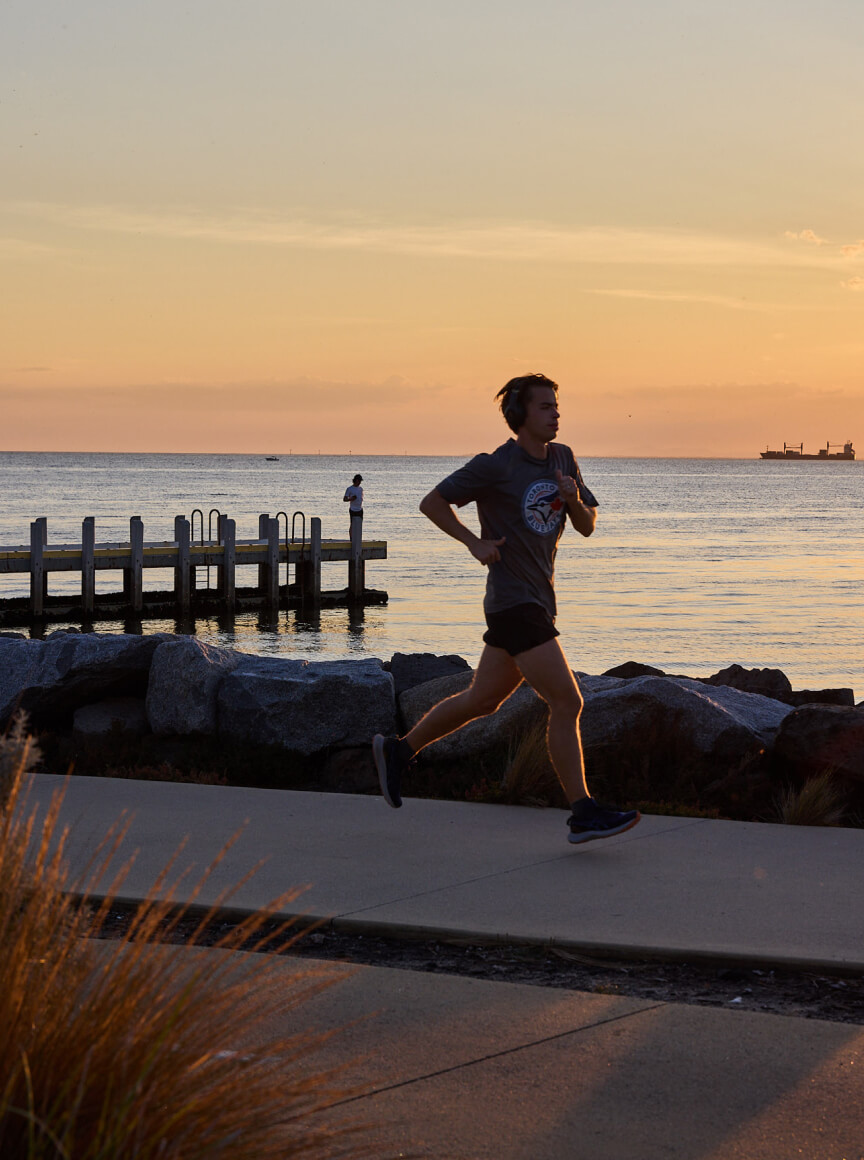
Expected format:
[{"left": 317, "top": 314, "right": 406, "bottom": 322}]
[{"left": 522, "top": 479, "right": 564, "bottom": 535}]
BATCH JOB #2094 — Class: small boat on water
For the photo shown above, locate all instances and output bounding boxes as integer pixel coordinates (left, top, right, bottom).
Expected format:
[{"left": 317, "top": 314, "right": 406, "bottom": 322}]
[
  {"left": 265, "top": 456, "right": 280, "bottom": 461},
  {"left": 760, "top": 440, "right": 855, "bottom": 461}
]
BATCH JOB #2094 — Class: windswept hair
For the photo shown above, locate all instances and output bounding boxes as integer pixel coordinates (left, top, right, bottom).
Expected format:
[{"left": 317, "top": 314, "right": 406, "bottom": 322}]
[{"left": 495, "top": 374, "right": 558, "bottom": 433}]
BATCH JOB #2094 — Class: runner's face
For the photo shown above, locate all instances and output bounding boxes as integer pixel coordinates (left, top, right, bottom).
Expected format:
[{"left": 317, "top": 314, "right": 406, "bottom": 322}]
[{"left": 521, "top": 386, "right": 560, "bottom": 443}]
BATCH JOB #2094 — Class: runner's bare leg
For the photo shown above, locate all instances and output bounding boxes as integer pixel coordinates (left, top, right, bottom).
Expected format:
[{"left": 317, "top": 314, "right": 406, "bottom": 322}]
[
  {"left": 513, "top": 637, "right": 589, "bottom": 803},
  {"left": 405, "top": 644, "right": 523, "bottom": 754}
]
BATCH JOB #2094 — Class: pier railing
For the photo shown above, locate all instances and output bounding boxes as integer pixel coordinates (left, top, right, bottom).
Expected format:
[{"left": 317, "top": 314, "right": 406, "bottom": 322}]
[{"left": 0, "top": 513, "right": 386, "bottom": 623}]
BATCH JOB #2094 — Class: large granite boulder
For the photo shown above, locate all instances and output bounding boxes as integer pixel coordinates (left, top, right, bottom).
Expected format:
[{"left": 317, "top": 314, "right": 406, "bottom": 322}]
[
  {"left": 700, "top": 663, "right": 792, "bottom": 700},
  {"left": 579, "top": 675, "right": 793, "bottom": 778},
  {"left": 385, "top": 651, "right": 471, "bottom": 696},
  {"left": 218, "top": 656, "right": 396, "bottom": 755},
  {"left": 0, "top": 632, "right": 170, "bottom": 728},
  {"left": 0, "top": 637, "right": 43, "bottom": 724},
  {"left": 782, "top": 688, "right": 856, "bottom": 708},
  {"left": 602, "top": 661, "right": 666, "bottom": 679},
  {"left": 697, "top": 663, "right": 854, "bottom": 707},
  {"left": 772, "top": 705, "right": 864, "bottom": 784},
  {"left": 399, "top": 667, "right": 794, "bottom": 784},
  {"left": 146, "top": 638, "right": 242, "bottom": 735}
]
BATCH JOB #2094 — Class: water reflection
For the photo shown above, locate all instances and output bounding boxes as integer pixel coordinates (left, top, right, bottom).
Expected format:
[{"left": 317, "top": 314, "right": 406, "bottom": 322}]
[{"left": 346, "top": 606, "right": 366, "bottom": 651}]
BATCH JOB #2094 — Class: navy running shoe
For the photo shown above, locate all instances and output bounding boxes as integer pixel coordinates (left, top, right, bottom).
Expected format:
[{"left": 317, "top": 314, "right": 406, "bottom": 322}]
[
  {"left": 372, "top": 734, "right": 414, "bottom": 809},
  {"left": 567, "top": 797, "right": 641, "bottom": 845}
]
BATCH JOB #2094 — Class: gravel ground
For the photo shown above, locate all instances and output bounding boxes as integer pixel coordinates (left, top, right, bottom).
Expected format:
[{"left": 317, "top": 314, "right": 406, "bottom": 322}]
[{"left": 94, "top": 907, "right": 864, "bottom": 1026}]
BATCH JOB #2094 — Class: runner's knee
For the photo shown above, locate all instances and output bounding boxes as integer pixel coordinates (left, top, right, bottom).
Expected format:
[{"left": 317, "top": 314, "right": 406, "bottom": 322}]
[
  {"left": 465, "top": 686, "right": 511, "bottom": 717},
  {"left": 544, "top": 685, "right": 583, "bottom": 718}
]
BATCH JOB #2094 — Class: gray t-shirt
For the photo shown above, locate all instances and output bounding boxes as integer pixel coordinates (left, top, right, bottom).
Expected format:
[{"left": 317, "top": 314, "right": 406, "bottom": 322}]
[{"left": 436, "top": 439, "right": 598, "bottom": 618}]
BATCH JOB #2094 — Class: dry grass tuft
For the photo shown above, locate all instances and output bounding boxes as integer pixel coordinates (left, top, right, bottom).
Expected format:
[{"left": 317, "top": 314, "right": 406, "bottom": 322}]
[
  {"left": 0, "top": 715, "right": 375, "bottom": 1159},
  {"left": 502, "top": 705, "right": 563, "bottom": 807},
  {"left": 0, "top": 711, "right": 41, "bottom": 812},
  {"left": 773, "top": 772, "right": 846, "bottom": 827}
]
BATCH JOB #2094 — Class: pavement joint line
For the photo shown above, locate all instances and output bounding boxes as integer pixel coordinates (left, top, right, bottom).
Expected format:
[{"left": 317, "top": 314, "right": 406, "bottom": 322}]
[
  {"left": 307, "top": 1001, "right": 668, "bottom": 1114},
  {"left": 326, "top": 862, "right": 594, "bottom": 920}
]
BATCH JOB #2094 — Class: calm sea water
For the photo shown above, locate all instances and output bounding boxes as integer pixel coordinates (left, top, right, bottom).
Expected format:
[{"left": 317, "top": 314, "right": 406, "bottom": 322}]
[{"left": 0, "top": 452, "right": 861, "bottom": 693}]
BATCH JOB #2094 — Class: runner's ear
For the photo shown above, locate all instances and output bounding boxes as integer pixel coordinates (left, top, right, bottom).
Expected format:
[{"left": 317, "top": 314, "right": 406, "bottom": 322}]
[{"left": 503, "top": 383, "right": 527, "bottom": 430}]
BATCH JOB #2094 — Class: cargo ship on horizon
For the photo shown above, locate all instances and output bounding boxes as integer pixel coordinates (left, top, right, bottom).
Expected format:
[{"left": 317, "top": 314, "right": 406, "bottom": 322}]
[{"left": 760, "top": 440, "right": 855, "bottom": 460}]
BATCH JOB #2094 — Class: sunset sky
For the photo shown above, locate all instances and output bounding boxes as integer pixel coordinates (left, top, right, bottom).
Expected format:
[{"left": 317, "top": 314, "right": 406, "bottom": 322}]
[{"left": 2, "top": 0, "right": 863, "bottom": 455}]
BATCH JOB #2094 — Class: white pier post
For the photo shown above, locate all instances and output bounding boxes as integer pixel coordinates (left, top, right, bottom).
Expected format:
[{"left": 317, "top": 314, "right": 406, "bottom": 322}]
[
  {"left": 216, "top": 513, "right": 227, "bottom": 595},
  {"left": 129, "top": 516, "right": 144, "bottom": 613},
  {"left": 29, "top": 518, "right": 47, "bottom": 616},
  {"left": 81, "top": 517, "right": 95, "bottom": 616},
  {"left": 308, "top": 517, "right": 322, "bottom": 605},
  {"left": 266, "top": 517, "right": 280, "bottom": 610},
  {"left": 348, "top": 516, "right": 365, "bottom": 602},
  {"left": 222, "top": 518, "right": 236, "bottom": 611},
  {"left": 174, "top": 515, "right": 191, "bottom": 615},
  {"left": 258, "top": 513, "right": 269, "bottom": 593}
]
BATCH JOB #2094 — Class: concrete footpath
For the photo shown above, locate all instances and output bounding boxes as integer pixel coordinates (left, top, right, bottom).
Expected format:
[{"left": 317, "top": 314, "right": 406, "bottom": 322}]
[{"left": 29, "top": 774, "right": 864, "bottom": 1158}]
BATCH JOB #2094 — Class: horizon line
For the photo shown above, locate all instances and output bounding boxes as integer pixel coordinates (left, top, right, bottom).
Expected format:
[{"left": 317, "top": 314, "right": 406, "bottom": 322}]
[{"left": 0, "top": 449, "right": 821, "bottom": 461}]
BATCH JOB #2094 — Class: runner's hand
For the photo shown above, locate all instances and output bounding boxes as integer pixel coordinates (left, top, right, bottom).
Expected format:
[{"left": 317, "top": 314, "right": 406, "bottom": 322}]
[
  {"left": 555, "top": 469, "right": 580, "bottom": 501},
  {"left": 470, "top": 537, "right": 506, "bottom": 565}
]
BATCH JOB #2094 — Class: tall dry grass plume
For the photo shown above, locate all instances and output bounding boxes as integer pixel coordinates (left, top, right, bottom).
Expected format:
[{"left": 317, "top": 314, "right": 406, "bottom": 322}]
[
  {"left": 0, "top": 713, "right": 375, "bottom": 1159},
  {"left": 773, "top": 772, "right": 846, "bottom": 827},
  {"left": 502, "top": 704, "right": 564, "bottom": 807},
  {"left": 0, "top": 710, "right": 40, "bottom": 813}
]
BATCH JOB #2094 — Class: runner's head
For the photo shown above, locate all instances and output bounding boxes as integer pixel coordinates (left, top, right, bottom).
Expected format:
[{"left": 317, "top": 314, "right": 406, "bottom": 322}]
[
  {"left": 353, "top": 474, "right": 362, "bottom": 485},
  {"left": 496, "top": 374, "right": 559, "bottom": 434}
]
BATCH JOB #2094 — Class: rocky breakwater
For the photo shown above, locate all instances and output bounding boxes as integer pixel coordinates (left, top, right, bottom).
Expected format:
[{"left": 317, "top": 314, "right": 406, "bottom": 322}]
[
  {"left": 399, "top": 668, "right": 792, "bottom": 808},
  {"left": 0, "top": 632, "right": 397, "bottom": 756},
  {"left": 399, "top": 661, "right": 862, "bottom": 814},
  {"left": 0, "top": 630, "right": 172, "bottom": 729},
  {"left": 1, "top": 631, "right": 860, "bottom": 816},
  {"left": 0, "top": 632, "right": 468, "bottom": 790}
]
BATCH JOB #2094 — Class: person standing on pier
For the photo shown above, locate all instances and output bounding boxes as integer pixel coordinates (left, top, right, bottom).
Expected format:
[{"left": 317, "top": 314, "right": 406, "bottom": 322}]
[
  {"left": 343, "top": 474, "right": 364, "bottom": 530},
  {"left": 373, "top": 373, "right": 640, "bottom": 846}
]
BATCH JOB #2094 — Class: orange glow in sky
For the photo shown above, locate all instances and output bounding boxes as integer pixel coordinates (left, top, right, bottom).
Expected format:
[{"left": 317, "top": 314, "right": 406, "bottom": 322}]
[{"left": 2, "top": 3, "right": 862, "bottom": 455}]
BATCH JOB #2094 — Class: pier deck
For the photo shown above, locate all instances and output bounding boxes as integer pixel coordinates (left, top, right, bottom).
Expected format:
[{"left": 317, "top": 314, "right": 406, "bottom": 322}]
[
  {"left": 0, "top": 513, "right": 387, "bottom": 625},
  {"left": 0, "top": 539, "right": 388, "bottom": 572}
]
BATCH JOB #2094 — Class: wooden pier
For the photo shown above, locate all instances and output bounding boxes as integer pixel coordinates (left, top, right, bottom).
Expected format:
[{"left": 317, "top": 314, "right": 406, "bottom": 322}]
[{"left": 0, "top": 513, "right": 387, "bottom": 626}]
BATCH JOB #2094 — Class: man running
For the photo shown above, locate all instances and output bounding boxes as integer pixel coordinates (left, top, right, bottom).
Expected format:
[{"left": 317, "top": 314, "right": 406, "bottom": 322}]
[{"left": 373, "top": 373, "right": 640, "bottom": 845}]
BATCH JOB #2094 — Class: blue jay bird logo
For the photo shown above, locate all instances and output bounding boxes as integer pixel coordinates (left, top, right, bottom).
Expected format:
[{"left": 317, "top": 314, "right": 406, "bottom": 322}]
[{"left": 522, "top": 479, "right": 564, "bottom": 535}]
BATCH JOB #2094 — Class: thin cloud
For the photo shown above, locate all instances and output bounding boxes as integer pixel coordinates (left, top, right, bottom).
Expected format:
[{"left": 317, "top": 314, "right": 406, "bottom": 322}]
[
  {"left": 784, "top": 228, "right": 826, "bottom": 245},
  {"left": 785, "top": 229, "right": 864, "bottom": 261},
  {"left": 841, "top": 276, "right": 864, "bottom": 291},
  {"left": 3, "top": 200, "right": 847, "bottom": 270},
  {"left": 585, "top": 288, "right": 803, "bottom": 312}
]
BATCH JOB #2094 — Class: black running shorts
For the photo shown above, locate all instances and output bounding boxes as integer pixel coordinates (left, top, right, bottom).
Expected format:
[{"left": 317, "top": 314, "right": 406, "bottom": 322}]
[{"left": 482, "top": 602, "right": 559, "bottom": 657}]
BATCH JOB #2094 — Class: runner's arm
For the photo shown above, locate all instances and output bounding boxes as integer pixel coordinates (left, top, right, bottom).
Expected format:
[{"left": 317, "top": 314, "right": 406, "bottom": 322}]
[
  {"left": 566, "top": 495, "right": 597, "bottom": 537},
  {"left": 419, "top": 488, "right": 505, "bottom": 565},
  {"left": 555, "top": 470, "right": 597, "bottom": 537}
]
